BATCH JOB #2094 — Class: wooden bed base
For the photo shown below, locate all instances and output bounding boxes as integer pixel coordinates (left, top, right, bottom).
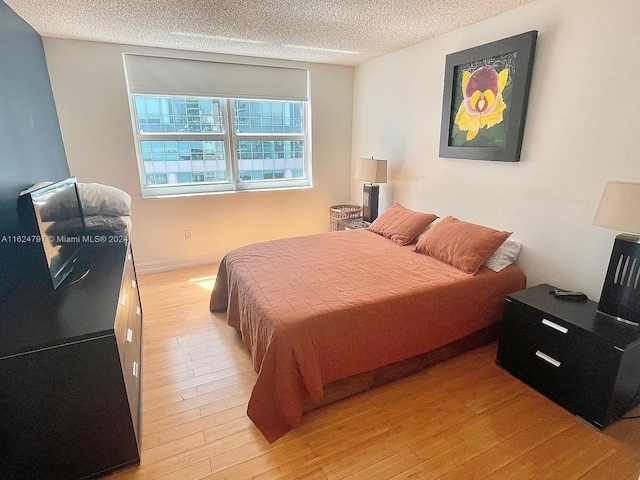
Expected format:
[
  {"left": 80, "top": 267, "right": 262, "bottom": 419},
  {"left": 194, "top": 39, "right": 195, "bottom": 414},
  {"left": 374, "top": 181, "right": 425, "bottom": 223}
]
[{"left": 302, "top": 323, "right": 499, "bottom": 412}]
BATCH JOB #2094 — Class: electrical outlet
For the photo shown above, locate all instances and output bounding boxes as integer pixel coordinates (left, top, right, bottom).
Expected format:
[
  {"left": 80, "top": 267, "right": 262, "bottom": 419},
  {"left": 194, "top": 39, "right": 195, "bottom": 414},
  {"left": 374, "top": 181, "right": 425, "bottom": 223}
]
[{"left": 185, "top": 229, "right": 192, "bottom": 240}]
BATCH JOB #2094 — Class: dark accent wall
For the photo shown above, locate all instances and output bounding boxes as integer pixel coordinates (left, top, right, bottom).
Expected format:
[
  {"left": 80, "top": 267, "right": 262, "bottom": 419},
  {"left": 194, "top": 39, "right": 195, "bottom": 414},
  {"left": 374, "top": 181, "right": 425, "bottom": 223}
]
[{"left": 0, "top": 1, "right": 70, "bottom": 302}]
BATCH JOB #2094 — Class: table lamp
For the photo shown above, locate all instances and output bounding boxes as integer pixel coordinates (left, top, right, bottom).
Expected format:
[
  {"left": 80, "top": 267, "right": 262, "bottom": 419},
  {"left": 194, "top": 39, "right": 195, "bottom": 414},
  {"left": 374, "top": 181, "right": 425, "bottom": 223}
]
[
  {"left": 355, "top": 157, "right": 387, "bottom": 222},
  {"left": 592, "top": 181, "right": 640, "bottom": 326}
]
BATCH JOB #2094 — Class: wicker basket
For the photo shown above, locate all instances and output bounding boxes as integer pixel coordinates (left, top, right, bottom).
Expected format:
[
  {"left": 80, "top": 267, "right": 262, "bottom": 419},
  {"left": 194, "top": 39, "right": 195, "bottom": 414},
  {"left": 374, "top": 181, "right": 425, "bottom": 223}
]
[{"left": 329, "top": 204, "right": 362, "bottom": 231}]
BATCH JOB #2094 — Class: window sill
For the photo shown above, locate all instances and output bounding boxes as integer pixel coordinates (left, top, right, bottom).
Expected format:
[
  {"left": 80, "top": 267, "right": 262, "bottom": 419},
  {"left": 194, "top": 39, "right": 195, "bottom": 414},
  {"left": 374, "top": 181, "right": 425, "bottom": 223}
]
[{"left": 141, "top": 184, "right": 313, "bottom": 199}]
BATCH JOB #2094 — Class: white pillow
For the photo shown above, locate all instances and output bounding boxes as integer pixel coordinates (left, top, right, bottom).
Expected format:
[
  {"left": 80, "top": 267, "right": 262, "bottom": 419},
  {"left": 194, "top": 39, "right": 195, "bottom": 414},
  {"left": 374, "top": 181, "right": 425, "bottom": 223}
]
[
  {"left": 83, "top": 214, "right": 132, "bottom": 233},
  {"left": 483, "top": 240, "right": 521, "bottom": 272},
  {"left": 78, "top": 183, "right": 131, "bottom": 217},
  {"left": 415, "top": 216, "right": 443, "bottom": 242},
  {"left": 45, "top": 215, "right": 132, "bottom": 236}
]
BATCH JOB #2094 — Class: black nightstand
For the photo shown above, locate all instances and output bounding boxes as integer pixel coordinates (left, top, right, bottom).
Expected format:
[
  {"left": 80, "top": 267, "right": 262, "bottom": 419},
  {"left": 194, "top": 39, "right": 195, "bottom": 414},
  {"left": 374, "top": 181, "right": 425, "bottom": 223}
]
[
  {"left": 496, "top": 283, "right": 640, "bottom": 429},
  {"left": 335, "top": 217, "right": 370, "bottom": 231}
]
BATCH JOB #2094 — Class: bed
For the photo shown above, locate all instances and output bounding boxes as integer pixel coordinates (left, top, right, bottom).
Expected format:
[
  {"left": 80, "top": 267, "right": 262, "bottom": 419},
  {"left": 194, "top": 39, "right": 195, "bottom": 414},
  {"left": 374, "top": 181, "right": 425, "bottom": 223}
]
[{"left": 210, "top": 209, "right": 526, "bottom": 442}]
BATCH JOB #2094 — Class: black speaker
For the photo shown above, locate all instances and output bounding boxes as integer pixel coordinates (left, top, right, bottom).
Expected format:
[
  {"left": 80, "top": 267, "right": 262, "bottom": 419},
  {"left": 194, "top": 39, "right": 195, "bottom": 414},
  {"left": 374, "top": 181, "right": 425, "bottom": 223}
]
[
  {"left": 362, "top": 184, "right": 380, "bottom": 223},
  {"left": 597, "top": 233, "right": 640, "bottom": 326}
]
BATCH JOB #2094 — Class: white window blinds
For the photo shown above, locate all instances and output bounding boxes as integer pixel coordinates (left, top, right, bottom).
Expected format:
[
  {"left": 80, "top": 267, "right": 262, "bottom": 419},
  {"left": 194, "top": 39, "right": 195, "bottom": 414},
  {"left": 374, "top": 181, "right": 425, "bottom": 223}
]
[{"left": 123, "top": 54, "right": 309, "bottom": 101}]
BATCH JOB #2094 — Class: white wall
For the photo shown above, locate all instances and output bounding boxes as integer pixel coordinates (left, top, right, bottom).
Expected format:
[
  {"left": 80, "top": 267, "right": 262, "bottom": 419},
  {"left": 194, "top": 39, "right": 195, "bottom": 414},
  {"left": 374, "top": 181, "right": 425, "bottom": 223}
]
[
  {"left": 43, "top": 39, "right": 354, "bottom": 271},
  {"left": 351, "top": 0, "right": 640, "bottom": 300}
]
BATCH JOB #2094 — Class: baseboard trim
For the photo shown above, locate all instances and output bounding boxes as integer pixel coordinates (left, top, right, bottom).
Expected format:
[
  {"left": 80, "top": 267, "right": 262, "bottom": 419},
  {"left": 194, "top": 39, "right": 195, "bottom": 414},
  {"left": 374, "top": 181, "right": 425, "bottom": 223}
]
[{"left": 136, "top": 253, "right": 223, "bottom": 275}]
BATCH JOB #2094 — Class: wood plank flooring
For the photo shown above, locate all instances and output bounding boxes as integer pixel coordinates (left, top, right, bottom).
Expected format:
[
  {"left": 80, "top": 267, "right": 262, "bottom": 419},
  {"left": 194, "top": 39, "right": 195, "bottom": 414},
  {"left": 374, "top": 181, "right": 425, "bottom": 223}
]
[{"left": 107, "top": 265, "right": 640, "bottom": 480}]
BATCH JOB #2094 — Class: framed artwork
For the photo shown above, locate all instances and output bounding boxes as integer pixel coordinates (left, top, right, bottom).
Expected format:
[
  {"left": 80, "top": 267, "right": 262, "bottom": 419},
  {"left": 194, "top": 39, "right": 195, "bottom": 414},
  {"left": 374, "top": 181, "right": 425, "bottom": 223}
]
[{"left": 439, "top": 31, "right": 537, "bottom": 162}]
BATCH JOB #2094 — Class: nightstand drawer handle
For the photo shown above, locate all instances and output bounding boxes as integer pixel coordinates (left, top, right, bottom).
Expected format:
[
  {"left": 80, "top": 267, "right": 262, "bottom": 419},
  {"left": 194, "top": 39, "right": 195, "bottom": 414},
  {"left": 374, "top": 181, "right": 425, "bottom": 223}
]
[
  {"left": 536, "top": 350, "right": 561, "bottom": 367},
  {"left": 542, "top": 319, "right": 568, "bottom": 334}
]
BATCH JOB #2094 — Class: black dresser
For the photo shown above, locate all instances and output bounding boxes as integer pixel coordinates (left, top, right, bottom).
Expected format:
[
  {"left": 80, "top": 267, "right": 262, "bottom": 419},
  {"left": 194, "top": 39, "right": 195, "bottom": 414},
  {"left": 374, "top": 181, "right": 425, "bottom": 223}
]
[
  {"left": 0, "top": 243, "right": 142, "bottom": 479},
  {"left": 496, "top": 283, "right": 640, "bottom": 429}
]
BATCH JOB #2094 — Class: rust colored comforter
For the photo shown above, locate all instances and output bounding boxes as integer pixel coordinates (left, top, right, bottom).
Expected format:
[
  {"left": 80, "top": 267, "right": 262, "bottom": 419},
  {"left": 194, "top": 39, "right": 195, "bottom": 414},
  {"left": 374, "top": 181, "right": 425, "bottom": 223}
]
[{"left": 210, "top": 229, "right": 525, "bottom": 442}]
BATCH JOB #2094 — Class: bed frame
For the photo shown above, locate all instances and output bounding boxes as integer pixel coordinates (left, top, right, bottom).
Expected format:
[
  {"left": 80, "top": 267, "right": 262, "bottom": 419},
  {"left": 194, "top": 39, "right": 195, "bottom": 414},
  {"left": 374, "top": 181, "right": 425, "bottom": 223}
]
[{"left": 303, "top": 323, "right": 499, "bottom": 411}]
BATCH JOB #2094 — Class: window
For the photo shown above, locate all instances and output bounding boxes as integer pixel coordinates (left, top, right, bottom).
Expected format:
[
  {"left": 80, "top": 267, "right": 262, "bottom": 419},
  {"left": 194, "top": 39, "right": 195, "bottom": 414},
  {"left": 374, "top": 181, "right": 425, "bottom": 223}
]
[{"left": 124, "top": 55, "right": 310, "bottom": 197}]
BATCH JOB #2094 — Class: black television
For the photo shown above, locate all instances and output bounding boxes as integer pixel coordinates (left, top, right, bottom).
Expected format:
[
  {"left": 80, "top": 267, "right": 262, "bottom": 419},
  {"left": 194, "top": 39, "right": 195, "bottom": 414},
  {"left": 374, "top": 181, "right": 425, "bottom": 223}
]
[{"left": 17, "top": 177, "right": 88, "bottom": 289}]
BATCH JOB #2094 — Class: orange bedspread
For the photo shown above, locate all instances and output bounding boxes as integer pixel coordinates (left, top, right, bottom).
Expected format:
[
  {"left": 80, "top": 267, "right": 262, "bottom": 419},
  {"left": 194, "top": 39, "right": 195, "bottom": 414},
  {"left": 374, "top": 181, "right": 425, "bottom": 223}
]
[{"left": 210, "top": 229, "right": 525, "bottom": 442}]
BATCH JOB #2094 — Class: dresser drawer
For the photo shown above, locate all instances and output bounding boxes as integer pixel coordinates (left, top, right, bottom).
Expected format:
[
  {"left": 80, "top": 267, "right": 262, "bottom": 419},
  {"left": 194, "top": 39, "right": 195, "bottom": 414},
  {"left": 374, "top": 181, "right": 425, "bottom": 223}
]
[
  {"left": 114, "top": 284, "right": 130, "bottom": 365},
  {"left": 123, "top": 346, "right": 141, "bottom": 440}
]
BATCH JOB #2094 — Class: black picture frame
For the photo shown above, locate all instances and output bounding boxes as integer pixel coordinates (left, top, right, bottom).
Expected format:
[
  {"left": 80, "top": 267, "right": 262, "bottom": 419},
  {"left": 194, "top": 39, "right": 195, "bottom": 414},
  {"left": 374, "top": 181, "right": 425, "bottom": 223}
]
[{"left": 439, "top": 31, "right": 537, "bottom": 162}]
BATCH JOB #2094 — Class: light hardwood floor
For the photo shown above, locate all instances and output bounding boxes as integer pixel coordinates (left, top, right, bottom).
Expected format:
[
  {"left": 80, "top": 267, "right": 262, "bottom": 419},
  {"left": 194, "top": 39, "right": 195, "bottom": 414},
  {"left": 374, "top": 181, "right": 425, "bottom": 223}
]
[{"left": 108, "top": 264, "right": 640, "bottom": 480}]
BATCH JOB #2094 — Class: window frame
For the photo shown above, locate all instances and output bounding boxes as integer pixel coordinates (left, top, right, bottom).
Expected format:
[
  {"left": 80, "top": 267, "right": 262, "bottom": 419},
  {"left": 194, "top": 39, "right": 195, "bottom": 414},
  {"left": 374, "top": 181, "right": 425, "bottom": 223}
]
[{"left": 127, "top": 95, "right": 312, "bottom": 198}]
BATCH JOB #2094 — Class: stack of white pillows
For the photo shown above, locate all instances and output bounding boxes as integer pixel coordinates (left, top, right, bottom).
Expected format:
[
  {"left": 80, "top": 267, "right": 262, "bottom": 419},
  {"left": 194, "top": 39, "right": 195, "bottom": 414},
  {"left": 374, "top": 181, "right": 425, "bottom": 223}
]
[
  {"left": 23, "top": 181, "right": 132, "bottom": 236},
  {"left": 75, "top": 183, "right": 132, "bottom": 236}
]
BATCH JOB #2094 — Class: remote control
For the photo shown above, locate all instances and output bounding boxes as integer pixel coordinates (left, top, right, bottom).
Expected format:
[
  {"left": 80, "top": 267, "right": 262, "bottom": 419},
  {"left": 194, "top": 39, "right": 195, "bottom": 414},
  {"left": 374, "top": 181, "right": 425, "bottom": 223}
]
[{"left": 550, "top": 289, "right": 588, "bottom": 301}]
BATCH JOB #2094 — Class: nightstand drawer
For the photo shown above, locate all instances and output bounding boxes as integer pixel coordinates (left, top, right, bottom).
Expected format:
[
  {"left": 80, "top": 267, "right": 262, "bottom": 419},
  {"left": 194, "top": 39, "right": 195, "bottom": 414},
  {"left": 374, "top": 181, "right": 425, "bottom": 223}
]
[
  {"left": 498, "top": 300, "right": 572, "bottom": 373},
  {"left": 526, "top": 303, "right": 570, "bottom": 351},
  {"left": 498, "top": 333, "right": 566, "bottom": 397}
]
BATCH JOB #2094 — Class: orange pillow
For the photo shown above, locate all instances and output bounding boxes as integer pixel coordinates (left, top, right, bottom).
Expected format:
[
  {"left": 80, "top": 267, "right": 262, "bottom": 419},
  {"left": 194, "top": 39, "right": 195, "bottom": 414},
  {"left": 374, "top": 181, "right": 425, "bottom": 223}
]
[
  {"left": 415, "top": 216, "right": 511, "bottom": 274},
  {"left": 368, "top": 204, "right": 437, "bottom": 246}
]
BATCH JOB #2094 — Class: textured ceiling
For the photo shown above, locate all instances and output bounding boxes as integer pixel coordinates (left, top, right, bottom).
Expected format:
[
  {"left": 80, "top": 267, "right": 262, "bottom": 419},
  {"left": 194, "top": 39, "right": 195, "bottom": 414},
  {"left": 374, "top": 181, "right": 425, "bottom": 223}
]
[{"left": 6, "top": 0, "right": 534, "bottom": 66}]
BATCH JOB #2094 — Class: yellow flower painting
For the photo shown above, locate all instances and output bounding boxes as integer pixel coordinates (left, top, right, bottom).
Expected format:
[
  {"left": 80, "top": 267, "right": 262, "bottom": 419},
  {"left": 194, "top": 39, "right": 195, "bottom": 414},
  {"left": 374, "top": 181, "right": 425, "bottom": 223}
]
[{"left": 454, "top": 65, "right": 509, "bottom": 142}]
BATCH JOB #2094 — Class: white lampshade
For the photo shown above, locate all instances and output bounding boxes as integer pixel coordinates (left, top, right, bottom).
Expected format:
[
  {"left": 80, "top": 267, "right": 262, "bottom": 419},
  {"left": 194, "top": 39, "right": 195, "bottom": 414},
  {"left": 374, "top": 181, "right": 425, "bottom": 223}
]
[
  {"left": 593, "top": 181, "right": 640, "bottom": 234},
  {"left": 355, "top": 157, "right": 387, "bottom": 184}
]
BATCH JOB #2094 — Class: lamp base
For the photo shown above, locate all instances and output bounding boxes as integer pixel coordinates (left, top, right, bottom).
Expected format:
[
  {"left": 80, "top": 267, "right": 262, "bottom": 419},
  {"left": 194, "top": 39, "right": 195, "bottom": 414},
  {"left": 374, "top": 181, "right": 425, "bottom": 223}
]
[
  {"left": 597, "top": 233, "right": 640, "bottom": 325},
  {"left": 362, "top": 184, "right": 379, "bottom": 223}
]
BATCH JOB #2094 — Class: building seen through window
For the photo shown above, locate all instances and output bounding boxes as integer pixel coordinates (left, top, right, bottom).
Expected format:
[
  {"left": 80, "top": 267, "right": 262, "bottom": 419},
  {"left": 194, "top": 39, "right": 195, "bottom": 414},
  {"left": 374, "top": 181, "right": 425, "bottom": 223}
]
[{"left": 133, "top": 95, "right": 307, "bottom": 190}]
